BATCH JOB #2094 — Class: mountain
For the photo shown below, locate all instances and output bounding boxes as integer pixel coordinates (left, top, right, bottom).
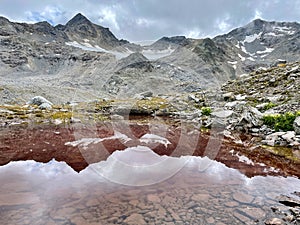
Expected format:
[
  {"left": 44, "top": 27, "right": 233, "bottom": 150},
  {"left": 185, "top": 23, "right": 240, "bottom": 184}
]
[
  {"left": 147, "top": 36, "right": 188, "bottom": 50},
  {"left": 63, "top": 13, "right": 129, "bottom": 50},
  {"left": 0, "top": 14, "right": 299, "bottom": 104},
  {"left": 213, "top": 19, "right": 300, "bottom": 73}
]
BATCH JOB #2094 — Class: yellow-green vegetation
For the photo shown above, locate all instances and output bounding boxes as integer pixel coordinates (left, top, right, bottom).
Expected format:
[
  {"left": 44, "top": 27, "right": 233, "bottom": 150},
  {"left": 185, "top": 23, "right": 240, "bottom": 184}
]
[
  {"left": 50, "top": 111, "right": 73, "bottom": 120},
  {"left": 262, "top": 145, "right": 300, "bottom": 162},
  {"left": 135, "top": 97, "right": 169, "bottom": 112},
  {"left": 263, "top": 111, "right": 300, "bottom": 131},
  {"left": 201, "top": 107, "right": 212, "bottom": 116},
  {"left": 0, "top": 105, "right": 28, "bottom": 113},
  {"left": 263, "top": 102, "right": 277, "bottom": 111},
  {"left": 94, "top": 99, "right": 114, "bottom": 112}
]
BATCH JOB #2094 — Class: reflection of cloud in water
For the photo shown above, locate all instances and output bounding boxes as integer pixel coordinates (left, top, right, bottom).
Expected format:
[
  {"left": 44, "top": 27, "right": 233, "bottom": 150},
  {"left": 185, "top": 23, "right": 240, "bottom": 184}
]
[
  {"left": 2, "top": 159, "right": 76, "bottom": 178},
  {"left": 1, "top": 148, "right": 300, "bottom": 191},
  {"left": 140, "top": 134, "right": 171, "bottom": 148},
  {"left": 89, "top": 146, "right": 188, "bottom": 186}
]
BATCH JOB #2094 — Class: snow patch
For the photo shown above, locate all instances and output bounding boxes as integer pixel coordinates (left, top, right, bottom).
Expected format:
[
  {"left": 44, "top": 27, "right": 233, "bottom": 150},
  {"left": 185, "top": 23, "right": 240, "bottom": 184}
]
[
  {"left": 142, "top": 47, "right": 174, "bottom": 60},
  {"left": 265, "top": 32, "right": 283, "bottom": 37},
  {"left": 238, "top": 54, "right": 246, "bottom": 61},
  {"left": 66, "top": 40, "right": 173, "bottom": 60},
  {"left": 244, "top": 32, "right": 262, "bottom": 43},
  {"left": 257, "top": 47, "right": 274, "bottom": 54},
  {"left": 274, "top": 26, "right": 295, "bottom": 35}
]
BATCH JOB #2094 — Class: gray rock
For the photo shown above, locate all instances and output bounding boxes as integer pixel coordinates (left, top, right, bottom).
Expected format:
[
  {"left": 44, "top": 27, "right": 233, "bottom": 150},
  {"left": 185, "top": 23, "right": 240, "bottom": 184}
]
[
  {"left": 38, "top": 102, "right": 52, "bottom": 110},
  {"left": 281, "top": 131, "right": 296, "bottom": 142},
  {"left": 28, "top": 96, "right": 53, "bottom": 107},
  {"left": 238, "top": 106, "right": 263, "bottom": 129},
  {"left": 188, "top": 94, "right": 200, "bottom": 103},
  {"left": 135, "top": 91, "right": 153, "bottom": 99},
  {"left": 293, "top": 116, "right": 300, "bottom": 135},
  {"left": 223, "top": 92, "right": 236, "bottom": 101},
  {"left": 211, "top": 110, "right": 234, "bottom": 118}
]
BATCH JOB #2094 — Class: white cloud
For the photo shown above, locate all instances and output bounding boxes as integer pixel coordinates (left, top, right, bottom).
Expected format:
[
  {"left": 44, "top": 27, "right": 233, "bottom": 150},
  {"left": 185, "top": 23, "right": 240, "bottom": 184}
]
[
  {"left": 186, "top": 29, "right": 202, "bottom": 39},
  {"left": 98, "top": 7, "right": 119, "bottom": 31},
  {"left": 254, "top": 10, "right": 263, "bottom": 20},
  {"left": 136, "top": 18, "right": 155, "bottom": 27},
  {"left": 25, "top": 5, "right": 65, "bottom": 25}
]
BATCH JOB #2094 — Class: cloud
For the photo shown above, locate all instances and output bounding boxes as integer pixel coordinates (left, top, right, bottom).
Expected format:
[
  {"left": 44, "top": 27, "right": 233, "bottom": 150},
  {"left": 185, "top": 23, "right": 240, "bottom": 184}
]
[
  {"left": 254, "top": 10, "right": 263, "bottom": 20},
  {"left": 0, "top": 0, "right": 300, "bottom": 41},
  {"left": 25, "top": 6, "right": 65, "bottom": 25},
  {"left": 97, "top": 7, "right": 120, "bottom": 31}
]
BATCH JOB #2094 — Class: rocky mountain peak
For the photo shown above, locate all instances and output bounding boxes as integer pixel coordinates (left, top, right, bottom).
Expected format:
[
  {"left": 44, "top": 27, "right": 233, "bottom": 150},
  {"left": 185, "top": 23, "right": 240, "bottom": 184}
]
[
  {"left": 149, "top": 35, "right": 187, "bottom": 50},
  {"left": 247, "top": 18, "right": 266, "bottom": 29},
  {"left": 65, "top": 13, "right": 92, "bottom": 27}
]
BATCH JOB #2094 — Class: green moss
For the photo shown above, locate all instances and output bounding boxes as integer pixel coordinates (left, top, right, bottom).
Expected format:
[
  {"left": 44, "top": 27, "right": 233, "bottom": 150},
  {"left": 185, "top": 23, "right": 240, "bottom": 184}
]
[
  {"left": 201, "top": 107, "right": 212, "bottom": 116},
  {"left": 263, "top": 102, "right": 277, "bottom": 111}
]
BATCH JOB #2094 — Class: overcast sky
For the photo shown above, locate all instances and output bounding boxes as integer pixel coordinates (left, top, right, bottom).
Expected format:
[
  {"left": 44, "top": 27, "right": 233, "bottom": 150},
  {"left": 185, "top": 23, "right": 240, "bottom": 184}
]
[{"left": 1, "top": 0, "right": 300, "bottom": 42}]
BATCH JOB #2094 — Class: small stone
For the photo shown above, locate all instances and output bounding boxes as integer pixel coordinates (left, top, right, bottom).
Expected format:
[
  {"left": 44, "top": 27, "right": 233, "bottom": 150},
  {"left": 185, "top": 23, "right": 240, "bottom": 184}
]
[
  {"left": 265, "top": 218, "right": 283, "bottom": 225},
  {"left": 225, "top": 201, "right": 239, "bottom": 207},
  {"left": 206, "top": 217, "right": 215, "bottom": 223},
  {"left": 233, "top": 192, "right": 254, "bottom": 204},
  {"left": 191, "top": 193, "right": 210, "bottom": 202},
  {"left": 147, "top": 194, "right": 161, "bottom": 203},
  {"left": 124, "top": 213, "right": 146, "bottom": 225},
  {"left": 238, "top": 207, "right": 266, "bottom": 220}
]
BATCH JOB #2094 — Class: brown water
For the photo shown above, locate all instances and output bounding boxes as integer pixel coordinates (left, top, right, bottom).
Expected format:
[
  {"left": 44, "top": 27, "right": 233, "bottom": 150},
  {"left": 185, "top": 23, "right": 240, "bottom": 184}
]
[{"left": 1, "top": 120, "right": 300, "bottom": 224}]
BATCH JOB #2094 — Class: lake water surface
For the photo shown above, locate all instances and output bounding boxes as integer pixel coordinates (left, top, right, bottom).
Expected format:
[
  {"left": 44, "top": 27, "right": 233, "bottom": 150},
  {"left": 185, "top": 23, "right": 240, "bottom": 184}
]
[{"left": 0, "top": 119, "right": 299, "bottom": 224}]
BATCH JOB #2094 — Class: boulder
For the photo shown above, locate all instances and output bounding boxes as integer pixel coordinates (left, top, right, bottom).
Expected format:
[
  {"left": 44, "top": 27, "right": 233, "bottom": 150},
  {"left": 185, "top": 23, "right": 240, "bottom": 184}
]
[
  {"left": 28, "top": 96, "right": 53, "bottom": 108},
  {"left": 239, "top": 106, "right": 263, "bottom": 127},
  {"left": 39, "top": 102, "right": 52, "bottom": 110},
  {"left": 293, "top": 116, "right": 300, "bottom": 135}
]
